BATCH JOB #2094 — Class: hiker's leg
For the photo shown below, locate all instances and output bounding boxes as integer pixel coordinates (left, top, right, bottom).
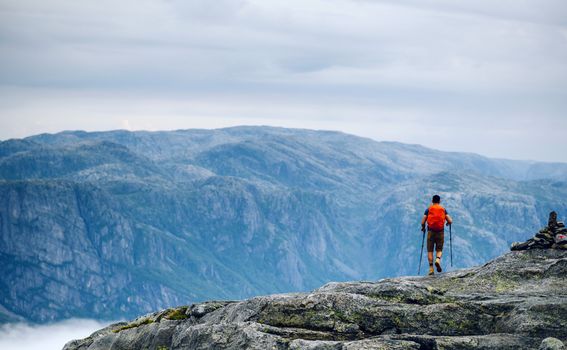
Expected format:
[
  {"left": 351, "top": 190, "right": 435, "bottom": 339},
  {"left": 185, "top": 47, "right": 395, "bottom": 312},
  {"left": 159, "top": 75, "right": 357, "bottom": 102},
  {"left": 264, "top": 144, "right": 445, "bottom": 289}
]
[
  {"left": 427, "top": 231, "right": 435, "bottom": 274},
  {"left": 435, "top": 231, "right": 445, "bottom": 272},
  {"left": 436, "top": 231, "right": 445, "bottom": 259},
  {"left": 426, "top": 231, "right": 434, "bottom": 264}
]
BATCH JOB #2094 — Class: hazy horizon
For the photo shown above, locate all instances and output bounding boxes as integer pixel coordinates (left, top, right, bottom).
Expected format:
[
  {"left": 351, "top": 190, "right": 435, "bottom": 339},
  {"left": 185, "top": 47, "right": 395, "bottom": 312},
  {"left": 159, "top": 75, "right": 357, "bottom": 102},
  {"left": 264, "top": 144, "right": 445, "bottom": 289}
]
[{"left": 3, "top": 125, "right": 567, "bottom": 165}]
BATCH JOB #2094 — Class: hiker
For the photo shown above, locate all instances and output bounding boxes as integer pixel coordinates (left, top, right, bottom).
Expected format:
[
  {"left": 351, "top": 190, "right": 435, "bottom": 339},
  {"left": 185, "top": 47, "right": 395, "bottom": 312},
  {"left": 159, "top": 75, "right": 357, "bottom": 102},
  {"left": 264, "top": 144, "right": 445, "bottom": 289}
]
[{"left": 421, "top": 195, "right": 452, "bottom": 275}]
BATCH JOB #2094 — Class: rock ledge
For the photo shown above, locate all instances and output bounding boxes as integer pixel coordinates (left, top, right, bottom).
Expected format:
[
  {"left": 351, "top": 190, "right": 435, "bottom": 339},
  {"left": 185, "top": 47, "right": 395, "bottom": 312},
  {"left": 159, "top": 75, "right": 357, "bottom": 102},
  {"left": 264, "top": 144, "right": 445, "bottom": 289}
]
[{"left": 64, "top": 249, "right": 567, "bottom": 350}]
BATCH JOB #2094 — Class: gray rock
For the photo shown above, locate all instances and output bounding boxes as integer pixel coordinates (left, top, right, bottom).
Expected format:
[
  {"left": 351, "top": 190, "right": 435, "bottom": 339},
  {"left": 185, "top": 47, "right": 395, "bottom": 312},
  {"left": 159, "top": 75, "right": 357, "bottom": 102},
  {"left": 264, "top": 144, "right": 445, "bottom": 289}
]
[
  {"left": 510, "top": 212, "right": 567, "bottom": 251},
  {"left": 540, "top": 337, "right": 566, "bottom": 350},
  {"left": 63, "top": 249, "right": 567, "bottom": 350},
  {"left": 549, "top": 212, "right": 558, "bottom": 229}
]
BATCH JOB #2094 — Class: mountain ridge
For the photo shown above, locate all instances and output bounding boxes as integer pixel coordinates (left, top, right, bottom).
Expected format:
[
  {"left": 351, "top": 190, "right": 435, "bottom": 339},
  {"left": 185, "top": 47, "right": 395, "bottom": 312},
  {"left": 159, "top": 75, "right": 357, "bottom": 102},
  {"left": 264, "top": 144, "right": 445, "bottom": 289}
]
[
  {"left": 1, "top": 126, "right": 566, "bottom": 323},
  {"left": 14, "top": 125, "right": 567, "bottom": 181}
]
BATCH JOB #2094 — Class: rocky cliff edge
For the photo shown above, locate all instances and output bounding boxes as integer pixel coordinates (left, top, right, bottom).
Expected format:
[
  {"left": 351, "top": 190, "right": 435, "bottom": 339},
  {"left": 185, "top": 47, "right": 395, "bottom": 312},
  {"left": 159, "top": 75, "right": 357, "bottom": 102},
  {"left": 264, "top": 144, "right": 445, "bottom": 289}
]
[{"left": 64, "top": 249, "right": 567, "bottom": 350}]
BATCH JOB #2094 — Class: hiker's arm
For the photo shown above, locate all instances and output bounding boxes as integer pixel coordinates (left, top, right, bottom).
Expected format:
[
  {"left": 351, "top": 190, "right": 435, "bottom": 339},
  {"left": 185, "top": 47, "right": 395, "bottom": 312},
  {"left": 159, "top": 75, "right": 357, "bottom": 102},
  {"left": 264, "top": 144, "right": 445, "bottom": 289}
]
[
  {"left": 421, "top": 215, "right": 427, "bottom": 226},
  {"left": 446, "top": 214, "right": 453, "bottom": 225}
]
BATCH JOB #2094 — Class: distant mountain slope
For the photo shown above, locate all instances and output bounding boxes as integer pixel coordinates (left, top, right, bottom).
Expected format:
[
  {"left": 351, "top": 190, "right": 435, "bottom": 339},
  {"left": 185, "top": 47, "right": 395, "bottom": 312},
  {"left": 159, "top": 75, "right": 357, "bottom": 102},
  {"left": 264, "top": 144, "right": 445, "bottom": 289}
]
[
  {"left": 1, "top": 126, "right": 566, "bottom": 323},
  {"left": 23, "top": 126, "right": 567, "bottom": 181}
]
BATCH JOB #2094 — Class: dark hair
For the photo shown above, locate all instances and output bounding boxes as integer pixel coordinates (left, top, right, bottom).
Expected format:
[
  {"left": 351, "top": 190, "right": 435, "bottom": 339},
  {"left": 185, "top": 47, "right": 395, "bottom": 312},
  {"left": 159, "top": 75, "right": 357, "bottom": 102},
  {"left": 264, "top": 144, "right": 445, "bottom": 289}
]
[{"left": 432, "top": 195, "right": 441, "bottom": 203}]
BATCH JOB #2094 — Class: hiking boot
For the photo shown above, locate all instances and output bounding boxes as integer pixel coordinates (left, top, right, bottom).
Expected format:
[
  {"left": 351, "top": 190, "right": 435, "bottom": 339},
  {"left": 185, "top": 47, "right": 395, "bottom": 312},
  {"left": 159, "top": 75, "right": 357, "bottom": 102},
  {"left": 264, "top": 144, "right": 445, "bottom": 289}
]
[
  {"left": 435, "top": 257, "right": 442, "bottom": 272},
  {"left": 428, "top": 265, "right": 434, "bottom": 275}
]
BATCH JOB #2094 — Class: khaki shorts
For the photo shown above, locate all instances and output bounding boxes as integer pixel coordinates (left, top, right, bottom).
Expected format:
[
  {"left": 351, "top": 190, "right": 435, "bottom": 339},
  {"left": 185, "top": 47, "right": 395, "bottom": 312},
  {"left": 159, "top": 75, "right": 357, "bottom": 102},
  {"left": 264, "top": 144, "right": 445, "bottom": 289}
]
[{"left": 427, "top": 230, "right": 445, "bottom": 252}]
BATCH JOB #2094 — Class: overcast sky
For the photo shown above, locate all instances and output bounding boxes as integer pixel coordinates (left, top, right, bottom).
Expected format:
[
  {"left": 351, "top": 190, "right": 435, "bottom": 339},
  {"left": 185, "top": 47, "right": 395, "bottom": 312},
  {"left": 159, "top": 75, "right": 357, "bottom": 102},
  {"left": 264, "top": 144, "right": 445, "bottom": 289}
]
[{"left": 1, "top": 0, "right": 566, "bottom": 161}]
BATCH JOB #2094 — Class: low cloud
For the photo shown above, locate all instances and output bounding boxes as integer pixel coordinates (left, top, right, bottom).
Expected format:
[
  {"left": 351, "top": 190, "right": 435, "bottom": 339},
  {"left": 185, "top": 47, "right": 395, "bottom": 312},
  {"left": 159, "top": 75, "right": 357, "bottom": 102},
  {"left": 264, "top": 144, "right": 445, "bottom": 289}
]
[{"left": 0, "top": 319, "right": 111, "bottom": 350}]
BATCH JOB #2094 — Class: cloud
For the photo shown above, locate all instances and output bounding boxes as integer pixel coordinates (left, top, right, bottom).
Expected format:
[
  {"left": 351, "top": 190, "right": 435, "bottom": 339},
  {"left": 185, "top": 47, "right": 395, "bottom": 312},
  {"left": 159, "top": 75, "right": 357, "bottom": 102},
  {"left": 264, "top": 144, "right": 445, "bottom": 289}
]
[
  {"left": 2, "top": 0, "right": 565, "bottom": 91},
  {"left": 0, "top": 0, "right": 566, "bottom": 161},
  {"left": 0, "top": 319, "right": 111, "bottom": 350},
  {"left": 371, "top": 0, "right": 567, "bottom": 26}
]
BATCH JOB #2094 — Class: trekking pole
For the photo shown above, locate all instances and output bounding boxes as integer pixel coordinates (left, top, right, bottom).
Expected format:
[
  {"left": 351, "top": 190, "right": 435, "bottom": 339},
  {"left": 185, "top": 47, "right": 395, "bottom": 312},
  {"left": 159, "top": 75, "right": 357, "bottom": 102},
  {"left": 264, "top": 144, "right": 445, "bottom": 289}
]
[
  {"left": 450, "top": 224, "right": 453, "bottom": 267},
  {"left": 418, "top": 228, "right": 425, "bottom": 275}
]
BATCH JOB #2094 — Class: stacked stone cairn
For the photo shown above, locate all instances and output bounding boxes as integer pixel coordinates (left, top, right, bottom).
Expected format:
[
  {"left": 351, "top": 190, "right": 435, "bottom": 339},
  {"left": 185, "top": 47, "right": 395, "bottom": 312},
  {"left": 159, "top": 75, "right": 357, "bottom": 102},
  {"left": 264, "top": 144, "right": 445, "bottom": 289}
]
[{"left": 511, "top": 211, "right": 567, "bottom": 251}]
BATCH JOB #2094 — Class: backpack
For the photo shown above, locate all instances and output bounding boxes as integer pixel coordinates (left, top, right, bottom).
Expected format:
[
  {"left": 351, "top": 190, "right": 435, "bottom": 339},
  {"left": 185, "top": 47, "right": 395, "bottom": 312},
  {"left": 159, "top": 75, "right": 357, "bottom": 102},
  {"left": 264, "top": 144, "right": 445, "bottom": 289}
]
[{"left": 427, "top": 204, "right": 446, "bottom": 231}]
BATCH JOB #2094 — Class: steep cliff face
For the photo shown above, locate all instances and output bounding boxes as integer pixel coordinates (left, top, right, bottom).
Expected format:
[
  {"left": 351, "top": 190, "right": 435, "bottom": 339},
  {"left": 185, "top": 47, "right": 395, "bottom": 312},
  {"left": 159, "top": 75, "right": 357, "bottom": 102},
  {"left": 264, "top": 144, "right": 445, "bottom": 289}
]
[
  {"left": 1, "top": 126, "right": 567, "bottom": 323},
  {"left": 63, "top": 249, "right": 567, "bottom": 350}
]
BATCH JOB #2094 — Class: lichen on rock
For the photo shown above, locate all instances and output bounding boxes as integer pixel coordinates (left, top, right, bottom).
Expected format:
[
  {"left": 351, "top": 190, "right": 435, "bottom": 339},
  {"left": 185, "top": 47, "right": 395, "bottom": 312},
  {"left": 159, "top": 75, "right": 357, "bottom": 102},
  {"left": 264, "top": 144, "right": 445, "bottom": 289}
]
[{"left": 64, "top": 248, "right": 567, "bottom": 350}]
